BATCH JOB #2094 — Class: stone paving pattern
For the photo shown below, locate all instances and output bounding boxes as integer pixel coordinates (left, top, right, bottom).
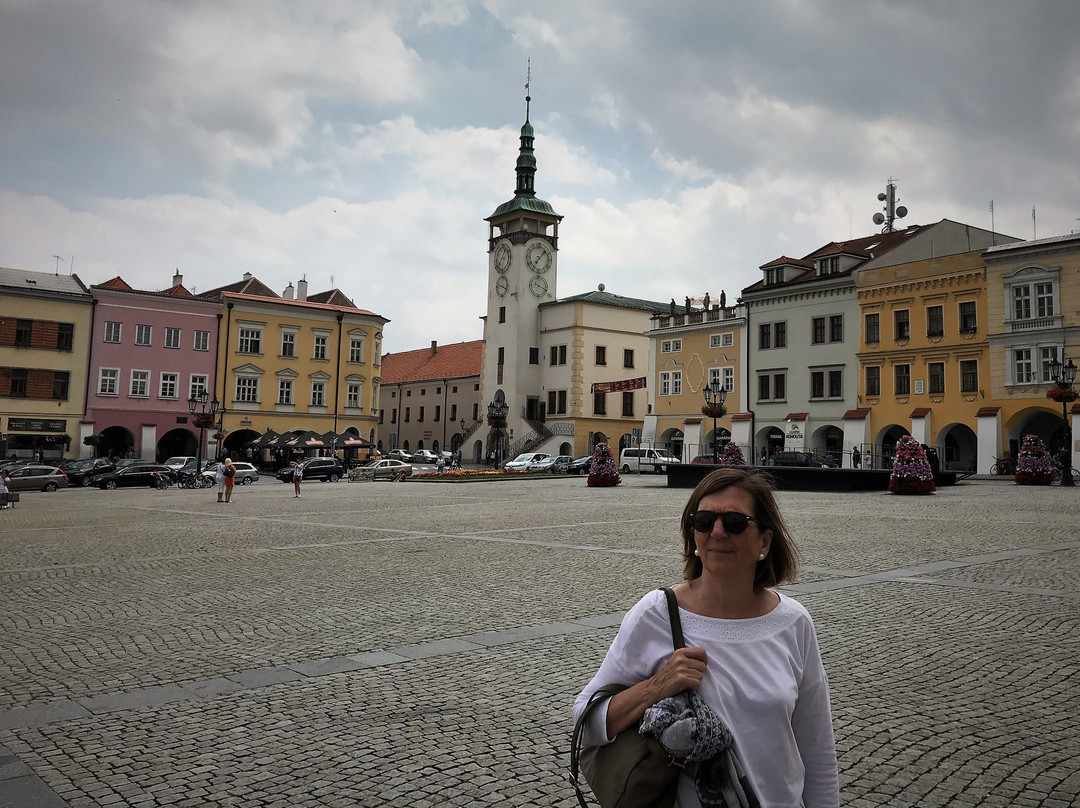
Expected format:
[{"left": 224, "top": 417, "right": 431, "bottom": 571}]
[{"left": 1, "top": 476, "right": 1078, "bottom": 806}]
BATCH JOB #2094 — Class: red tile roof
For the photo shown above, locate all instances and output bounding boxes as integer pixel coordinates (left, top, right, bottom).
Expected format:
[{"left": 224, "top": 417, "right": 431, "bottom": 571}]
[
  {"left": 91, "top": 275, "right": 198, "bottom": 299},
  {"left": 843, "top": 408, "right": 871, "bottom": 420},
  {"left": 759, "top": 255, "right": 813, "bottom": 269},
  {"left": 381, "top": 340, "right": 483, "bottom": 384},
  {"left": 785, "top": 412, "right": 808, "bottom": 421},
  {"left": 910, "top": 407, "right": 931, "bottom": 417},
  {"left": 223, "top": 292, "right": 381, "bottom": 318},
  {"left": 975, "top": 406, "right": 1001, "bottom": 416}
]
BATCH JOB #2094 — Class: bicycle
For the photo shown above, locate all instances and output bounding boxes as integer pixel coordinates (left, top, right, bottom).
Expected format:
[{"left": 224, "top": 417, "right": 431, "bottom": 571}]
[
  {"left": 1051, "top": 460, "right": 1080, "bottom": 485},
  {"left": 989, "top": 456, "right": 1015, "bottom": 476}
]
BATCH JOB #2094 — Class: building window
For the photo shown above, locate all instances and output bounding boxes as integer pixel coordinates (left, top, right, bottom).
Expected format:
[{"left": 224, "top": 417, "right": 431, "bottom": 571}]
[
  {"left": 349, "top": 337, "right": 365, "bottom": 363},
  {"left": 1039, "top": 347, "right": 1060, "bottom": 383},
  {"left": 595, "top": 346, "right": 607, "bottom": 366},
  {"left": 450, "top": 403, "right": 457, "bottom": 421},
  {"left": 165, "top": 327, "right": 181, "bottom": 349},
  {"left": 529, "top": 347, "right": 539, "bottom": 364},
  {"left": 759, "top": 324, "right": 772, "bottom": 350},
  {"left": 550, "top": 344, "right": 567, "bottom": 365},
  {"left": 661, "top": 339, "right": 682, "bottom": 353},
  {"left": 15, "top": 320, "right": 31, "bottom": 347},
  {"left": 313, "top": 335, "right": 328, "bottom": 360},
  {"left": 130, "top": 370, "right": 149, "bottom": 397},
  {"left": 659, "top": 371, "right": 682, "bottom": 396},
  {"left": 775, "top": 322, "right": 787, "bottom": 348},
  {"left": 829, "top": 370, "right": 843, "bottom": 398},
  {"left": 624, "top": 348, "right": 635, "bottom": 368},
  {"left": 958, "top": 302, "right": 977, "bottom": 333},
  {"left": 773, "top": 373, "right": 786, "bottom": 399},
  {"left": 374, "top": 336, "right": 382, "bottom": 365},
  {"left": 722, "top": 366, "right": 734, "bottom": 392},
  {"left": 829, "top": 315, "right": 843, "bottom": 342},
  {"left": 53, "top": 371, "right": 70, "bottom": 400},
  {"left": 710, "top": 333, "right": 734, "bottom": 349},
  {"left": 758, "top": 374, "right": 770, "bottom": 401},
  {"left": 159, "top": 372, "right": 178, "bottom": 398},
  {"left": 811, "top": 318, "right": 825, "bottom": 344},
  {"left": 926, "top": 306, "right": 944, "bottom": 337},
  {"left": 418, "top": 406, "right": 425, "bottom": 422},
  {"left": 1036, "top": 283, "right": 1054, "bottom": 318},
  {"left": 895, "top": 364, "right": 910, "bottom": 395},
  {"left": 194, "top": 330, "right": 210, "bottom": 351},
  {"left": 104, "top": 321, "right": 122, "bottom": 343},
  {"left": 764, "top": 268, "right": 778, "bottom": 285},
  {"left": 434, "top": 405, "right": 441, "bottom": 422},
  {"left": 1012, "top": 286, "right": 1031, "bottom": 320},
  {"left": 390, "top": 408, "right": 397, "bottom": 424},
  {"left": 281, "top": 332, "right": 296, "bottom": 357},
  {"left": 622, "top": 391, "right": 634, "bottom": 417},
  {"left": 9, "top": 368, "right": 27, "bottom": 397},
  {"left": 189, "top": 374, "right": 208, "bottom": 400},
  {"left": 1013, "top": 349, "right": 1034, "bottom": 383},
  {"left": 278, "top": 379, "right": 293, "bottom": 405},
  {"left": 56, "top": 323, "right": 74, "bottom": 351},
  {"left": 960, "top": 360, "right": 979, "bottom": 393},
  {"left": 811, "top": 372, "right": 824, "bottom": 399},
  {"left": 593, "top": 392, "right": 607, "bottom": 415},
  {"left": 865, "top": 313, "right": 880, "bottom": 343},
  {"left": 866, "top": 366, "right": 880, "bottom": 396},
  {"left": 99, "top": 368, "right": 119, "bottom": 395},
  {"left": 757, "top": 372, "right": 786, "bottom": 401},
  {"left": 238, "top": 328, "right": 261, "bottom": 354},
  {"left": 311, "top": 382, "right": 325, "bottom": 407},
  {"left": 135, "top": 324, "right": 152, "bottom": 346},
  {"left": 236, "top": 377, "right": 259, "bottom": 403},
  {"left": 347, "top": 383, "right": 361, "bottom": 409},
  {"left": 928, "top": 362, "right": 945, "bottom": 394},
  {"left": 894, "top": 310, "right": 910, "bottom": 340},
  {"left": 498, "top": 306, "right": 506, "bottom": 323},
  {"left": 405, "top": 407, "right": 411, "bottom": 422}
]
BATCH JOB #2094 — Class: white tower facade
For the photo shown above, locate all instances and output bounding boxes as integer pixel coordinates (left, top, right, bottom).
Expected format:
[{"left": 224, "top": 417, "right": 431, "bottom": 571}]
[{"left": 480, "top": 100, "right": 562, "bottom": 461}]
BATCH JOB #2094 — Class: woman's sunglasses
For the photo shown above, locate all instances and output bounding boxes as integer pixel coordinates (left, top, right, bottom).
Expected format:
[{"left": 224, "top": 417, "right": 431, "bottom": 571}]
[{"left": 689, "top": 510, "right": 760, "bottom": 535}]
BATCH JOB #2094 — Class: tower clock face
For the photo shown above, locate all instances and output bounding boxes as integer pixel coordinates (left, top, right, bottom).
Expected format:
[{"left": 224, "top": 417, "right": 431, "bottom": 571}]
[
  {"left": 495, "top": 275, "right": 509, "bottom": 297},
  {"left": 526, "top": 241, "right": 552, "bottom": 273},
  {"left": 528, "top": 275, "right": 549, "bottom": 297},
  {"left": 493, "top": 242, "right": 512, "bottom": 274}
]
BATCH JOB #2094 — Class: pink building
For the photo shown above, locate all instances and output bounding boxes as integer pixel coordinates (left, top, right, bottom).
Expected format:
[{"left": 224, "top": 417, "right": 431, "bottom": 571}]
[{"left": 82, "top": 272, "right": 222, "bottom": 461}]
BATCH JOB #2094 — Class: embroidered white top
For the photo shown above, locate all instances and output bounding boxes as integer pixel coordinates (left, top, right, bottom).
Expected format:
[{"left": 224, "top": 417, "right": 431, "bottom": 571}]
[{"left": 573, "top": 589, "right": 839, "bottom": 808}]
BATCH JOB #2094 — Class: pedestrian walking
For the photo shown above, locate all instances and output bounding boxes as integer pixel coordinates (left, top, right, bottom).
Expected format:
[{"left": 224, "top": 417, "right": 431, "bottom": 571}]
[
  {"left": 0, "top": 469, "right": 11, "bottom": 509},
  {"left": 852, "top": 446, "right": 861, "bottom": 469},
  {"left": 437, "top": 454, "right": 446, "bottom": 473},
  {"left": 291, "top": 460, "right": 303, "bottom": 497},
  {"left": 215, "top": 460, "right": 226, "bottom": 503},
  {"left": 222, "top": 458, "right": 236, "bottom": 503}
]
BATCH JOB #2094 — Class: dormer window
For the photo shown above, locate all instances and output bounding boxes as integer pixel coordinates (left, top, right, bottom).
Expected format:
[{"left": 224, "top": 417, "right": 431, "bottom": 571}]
[
  {"left": 818, "top": 256, "right": 840, "bottom": 275},
  {"left": 764, "top": 268, "right": 778, "bottom": 285}
]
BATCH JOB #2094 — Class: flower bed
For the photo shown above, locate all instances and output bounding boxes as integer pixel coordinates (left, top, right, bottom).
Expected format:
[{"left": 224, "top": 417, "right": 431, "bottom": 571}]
[{"left": 411, "top": 468, "right": 562, "bottom": 482}]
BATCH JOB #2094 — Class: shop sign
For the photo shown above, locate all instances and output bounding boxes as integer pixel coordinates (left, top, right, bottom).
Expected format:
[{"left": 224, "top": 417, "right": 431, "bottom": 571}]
[{"left": 7, "top": 418, "right": 67, "bottom": 433}]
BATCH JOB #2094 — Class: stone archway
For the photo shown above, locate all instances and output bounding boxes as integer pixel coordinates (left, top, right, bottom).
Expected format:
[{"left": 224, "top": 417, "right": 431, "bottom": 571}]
[
  {"left": 658, "top": 428, "right": 684, "bottom": 461},
  {"left": 755, "top": 426, "right": 784, "bottom": 464},
  {"left": 937, "top": 423, "right": 977, "bottom": 472},
  {"left": 874, "top": 424, "right": 909, "bottom": 470},
  {"left": 99, "top": 425, "right": 136, "bottom": 460},
  {"left": 157, "top": 427, "right": 197, "bottom": 463}
]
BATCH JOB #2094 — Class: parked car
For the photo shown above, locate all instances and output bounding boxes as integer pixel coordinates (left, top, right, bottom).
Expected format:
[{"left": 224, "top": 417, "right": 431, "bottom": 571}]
[
  {"left": 529, "top": 455, "right": 572, "bottom": 472},
  {"left": 163, "top": 456, "right": 198, "bottom": 470},
  {"left": 566, "top": 456, "right": 593, "bottom": 475},
  {"left": 351, "top": 458, "right": 414, "bottom": 481},
  {"left": 276, "top": 457, "right": 345, "bottom": 483},
  {"left": 504, "top": 452, "right": 550, "bottom": 472},
  {"left": 618, "top": 447, "right": 681, "bottom": 474},
  {"left": 200, "top": 461, "right": 260, "bottom": 485},
  {"left": 410, "top": 449, "right": 439, "bottom": 465},
  {"left": 387, "top": 449, "right": 412, "bottom": 462},
  {"left": 771, "top": 451, "right": 827, "bottom": 468},
  {"left": 550, "top": 456, "right": 579, "bottom": 473},
  {"left": 63, "top": 458, "right": 118, "bottom": 486},
  {"left": 93, "top": 464, "right": 177, "bottom": 489},
  {"left": 690, "top": 455, "right": 718, "bottom": 465},
  {"left": 3, "top": 464, "right": 68, "bottom": 492}
]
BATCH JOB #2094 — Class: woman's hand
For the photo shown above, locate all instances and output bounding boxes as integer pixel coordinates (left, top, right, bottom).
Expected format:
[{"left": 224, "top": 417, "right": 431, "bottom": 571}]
[{"left": 604, "top": 646, "right": 708, "bottom": 738}]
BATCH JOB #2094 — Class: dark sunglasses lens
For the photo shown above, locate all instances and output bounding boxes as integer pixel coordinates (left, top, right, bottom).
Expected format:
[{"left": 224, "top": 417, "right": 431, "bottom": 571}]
[
  {"left": 691, "top": 511, "right": 717, "bottom": 532},
  {"left": 720, "top": 512, "right": 751, "bottom": 534}
]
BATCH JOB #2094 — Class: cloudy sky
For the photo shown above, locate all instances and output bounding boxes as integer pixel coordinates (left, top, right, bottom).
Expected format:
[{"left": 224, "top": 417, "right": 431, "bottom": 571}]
[{"left": 2, "top": 0, "right": 1078, "bottom": 353}]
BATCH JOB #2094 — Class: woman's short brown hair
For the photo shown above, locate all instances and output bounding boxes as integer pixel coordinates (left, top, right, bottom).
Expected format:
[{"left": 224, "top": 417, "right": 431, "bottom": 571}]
[{"left": 680, "top": 468, "right": 799, "bottom": 588}]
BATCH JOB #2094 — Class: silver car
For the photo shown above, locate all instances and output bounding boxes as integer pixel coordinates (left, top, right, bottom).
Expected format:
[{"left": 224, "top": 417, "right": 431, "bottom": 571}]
[
  {"left": 350, "top": 459, "right": 413, "bottom": 481},
  {"left": 3, "top": 464, "right": 69, "bottom": 492},
  {"left": 200, "top": 461, "right": 260, "bottom": 485}
]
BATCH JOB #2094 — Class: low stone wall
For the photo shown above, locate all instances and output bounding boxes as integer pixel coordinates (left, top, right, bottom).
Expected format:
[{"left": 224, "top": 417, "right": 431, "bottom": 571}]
[{"left": 667, "top": 464, "right": 957, "bottom": 491}]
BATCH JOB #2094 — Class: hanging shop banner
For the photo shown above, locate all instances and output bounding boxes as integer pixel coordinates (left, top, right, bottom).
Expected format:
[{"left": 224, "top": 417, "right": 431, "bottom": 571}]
[
  {"left": 590, "top": 377, "right": 647, "bottom": 394},
  {"left": 7, "top": 418, "right": 67, "bottom": 433}
]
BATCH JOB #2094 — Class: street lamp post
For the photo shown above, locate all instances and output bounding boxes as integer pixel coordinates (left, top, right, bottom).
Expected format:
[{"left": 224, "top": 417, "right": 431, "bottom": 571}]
[
  {"left": 487, "top": 398, "right": 509, "bottom": 467},
  {"left": 702, "top": 382, "right": 727, "bottom": 464},
  {"left": 187, "top": 390, "right": 219, "bottom": 479},
  {"left": 1048, "top": 355, "right": 1077, "bottom": 488}
]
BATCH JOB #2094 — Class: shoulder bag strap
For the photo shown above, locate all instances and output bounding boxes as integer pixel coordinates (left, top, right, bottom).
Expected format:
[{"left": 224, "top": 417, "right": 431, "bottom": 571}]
[{"left": 569, "top": 587, "right": 686, "bottom": 807}]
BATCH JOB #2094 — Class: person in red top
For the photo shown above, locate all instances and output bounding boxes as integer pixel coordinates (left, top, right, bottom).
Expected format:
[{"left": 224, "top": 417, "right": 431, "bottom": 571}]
[{"left": 223, "top": 458, "right": 236, "bottom": 503}]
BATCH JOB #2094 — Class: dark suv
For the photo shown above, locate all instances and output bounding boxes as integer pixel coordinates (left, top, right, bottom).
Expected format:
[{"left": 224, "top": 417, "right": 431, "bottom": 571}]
[
  {"left": 277, "top": 457, "right": 345, "bottom": 483},
  {"left": 771, "top": 451, "right": 826, "bottom": 468}
]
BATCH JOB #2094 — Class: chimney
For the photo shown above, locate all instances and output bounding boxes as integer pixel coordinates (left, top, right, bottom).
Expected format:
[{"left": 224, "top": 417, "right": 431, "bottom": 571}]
[
  {"left": 430, "top": 340, "right": 437, "bottom": 357},
  {"left": 172, "top": 269, "right": 183, "bottom": 288},
  {"left": 297, "top": 278, "right": 308, "bottom": 302},
  {"left": 243, "top": 272, "right": 253, "bottom": 281},
  {"left": 283, "top": 282, "right": 295, "bottom": 300}
]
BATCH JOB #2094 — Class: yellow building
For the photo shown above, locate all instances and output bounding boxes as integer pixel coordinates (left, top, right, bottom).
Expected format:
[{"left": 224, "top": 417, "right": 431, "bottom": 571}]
[
  {"left": 643, "top": 299, "right": 748, "bottom": 463},
  {"left": 856, "top": 249, "right": 999, "bottom": 471},
  {"left": 984, "top": 232, "right": 1080, "bottom": 473},
  {"left": 0, "top": 267, "right": 93, "bottom": 463},
  {"left": 202, "top": 275, "right": 388, "bottom": 459}
]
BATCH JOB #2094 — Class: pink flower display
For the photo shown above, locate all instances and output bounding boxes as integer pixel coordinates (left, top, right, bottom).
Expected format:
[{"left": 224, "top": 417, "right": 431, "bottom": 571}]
[
  {"left": 888, "top": 435, "right": 937, "bottom": 495},
  {"left": 1014, "top": 434, "right": 1054, "bottom": 486}
]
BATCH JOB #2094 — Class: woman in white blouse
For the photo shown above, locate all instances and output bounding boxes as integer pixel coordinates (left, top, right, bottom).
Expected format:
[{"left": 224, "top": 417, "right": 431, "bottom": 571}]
[{"left": 573, "top": 468, "right": 839, "bottom": 808}]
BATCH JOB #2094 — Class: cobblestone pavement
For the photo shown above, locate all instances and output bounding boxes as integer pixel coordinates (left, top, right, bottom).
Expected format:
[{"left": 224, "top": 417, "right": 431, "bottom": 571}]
[{"left": 1, "top": 476, "right": 1077, "bottom": 807}]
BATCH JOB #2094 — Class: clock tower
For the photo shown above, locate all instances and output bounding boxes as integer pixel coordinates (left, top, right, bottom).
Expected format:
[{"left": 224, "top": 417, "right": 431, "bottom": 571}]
[{"left": 481, "top": 92, "right": 562, "bottom": 460}]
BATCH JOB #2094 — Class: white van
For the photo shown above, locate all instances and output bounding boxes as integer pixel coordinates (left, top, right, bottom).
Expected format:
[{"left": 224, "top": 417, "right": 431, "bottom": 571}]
[{"left": 618, "top": 447, "right": 681, "bottom": 474}]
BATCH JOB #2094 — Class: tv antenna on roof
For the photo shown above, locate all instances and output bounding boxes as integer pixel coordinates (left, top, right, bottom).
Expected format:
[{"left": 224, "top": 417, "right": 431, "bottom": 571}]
[
  {"left": 52, "top": 254, "right": 63, "bottom": 274},
  {"left": 872, "top": 179, "right": 907, "bottom": 233}
]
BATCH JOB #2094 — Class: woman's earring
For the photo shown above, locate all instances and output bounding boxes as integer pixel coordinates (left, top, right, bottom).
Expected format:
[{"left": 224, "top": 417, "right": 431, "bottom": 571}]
[
  {"left": 758, "top": 553, "right": 765, "bottom": 561},
  {"left": 694, "top": 549, "right": 700, "bottom": 557}
]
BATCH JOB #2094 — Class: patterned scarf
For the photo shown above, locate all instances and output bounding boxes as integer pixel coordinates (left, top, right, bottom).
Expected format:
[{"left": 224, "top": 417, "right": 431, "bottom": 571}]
[{"left": 640, "top": 691, "right": 761, "bottom": 808}]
